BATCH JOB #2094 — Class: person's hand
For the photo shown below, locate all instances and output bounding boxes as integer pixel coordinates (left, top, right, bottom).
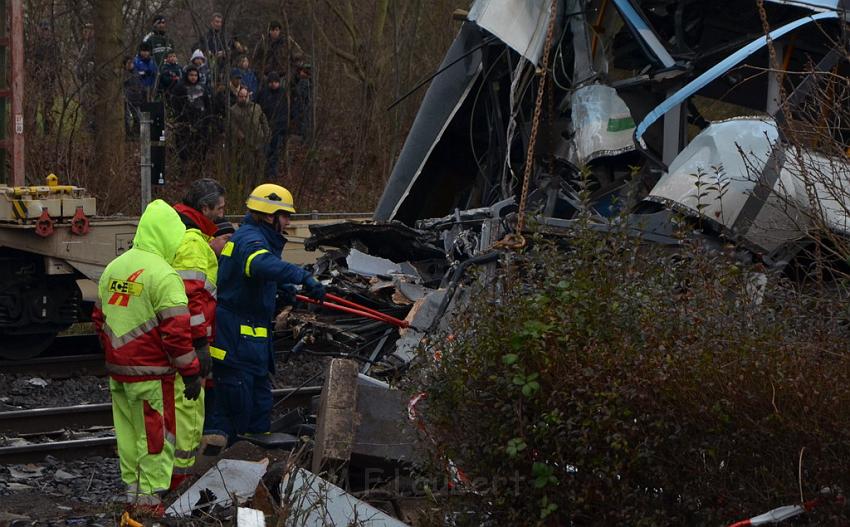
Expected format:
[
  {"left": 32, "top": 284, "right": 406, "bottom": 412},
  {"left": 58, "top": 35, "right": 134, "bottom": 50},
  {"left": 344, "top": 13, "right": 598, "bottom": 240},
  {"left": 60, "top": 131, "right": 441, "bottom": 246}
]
[
  {"left": 182, "top": 375, "right": 202, "bottom": 401},
  {"left": 195, "top": 344, "right": 211, "bottom": 378},
  {"left": 278, "top": 284, "right": 298, "bottom": 306},
  {"left": 302, "top": 276, "right": 325, "bottom": 301}
]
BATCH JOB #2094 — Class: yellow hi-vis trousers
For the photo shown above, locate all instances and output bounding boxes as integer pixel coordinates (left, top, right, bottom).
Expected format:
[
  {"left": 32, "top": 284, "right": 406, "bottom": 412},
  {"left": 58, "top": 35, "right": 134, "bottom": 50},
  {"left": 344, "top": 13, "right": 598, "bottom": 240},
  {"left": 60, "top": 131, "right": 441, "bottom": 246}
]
[
  {"left": 173, "top": 374, "right": 205, "bottom": 475},
  {"left": 110, "top": 377, "right": 176, "bottom": 502}
]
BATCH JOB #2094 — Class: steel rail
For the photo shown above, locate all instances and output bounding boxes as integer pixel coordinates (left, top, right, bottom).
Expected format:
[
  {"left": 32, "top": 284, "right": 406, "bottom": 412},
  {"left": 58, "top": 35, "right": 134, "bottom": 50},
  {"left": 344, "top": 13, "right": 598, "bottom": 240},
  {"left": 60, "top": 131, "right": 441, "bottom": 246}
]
[
  {"left": 0, "top": 386, "right": 322, "bottom": 463},
  {"left": 0, "top": 353, "right": 106, "bottom": 377}
]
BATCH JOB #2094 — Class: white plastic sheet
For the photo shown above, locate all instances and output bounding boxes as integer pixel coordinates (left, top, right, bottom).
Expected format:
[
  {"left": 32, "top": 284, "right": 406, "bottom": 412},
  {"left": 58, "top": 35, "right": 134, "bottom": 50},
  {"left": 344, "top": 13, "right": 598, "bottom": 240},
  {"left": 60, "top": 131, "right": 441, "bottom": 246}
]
[{"left": 570, "top": 84, "right": 636, "bottom": 164}]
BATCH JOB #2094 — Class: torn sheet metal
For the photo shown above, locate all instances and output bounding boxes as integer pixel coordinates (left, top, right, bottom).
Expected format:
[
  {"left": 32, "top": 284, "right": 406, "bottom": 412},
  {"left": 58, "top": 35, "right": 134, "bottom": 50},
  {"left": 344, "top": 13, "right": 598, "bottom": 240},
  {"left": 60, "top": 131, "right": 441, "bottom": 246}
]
[
  {"left": 390, "top": 289, "right": 447, "bottom": 365},
  {"left": 467, "top": 0, "right": 552, "bottom": 65},
  {"left": 166, "top": 458, "right": 268, "bottom": 517},
  {"left": 374, "top": 22, "right": 484, "bottom": 222},
  {"left": 283, "top": 468, "right": 409, "bottom": 526},
  {"left": 570, "top": 84, "right": 636, "bottom": 164},
  {"left": 347, "top": 249, "right": 419, "bottom": 280},
  {"left": 635, "top": 10, "right": 839, "bottom": 144},
  {"left": 646, "top": 117, "right": 815, "bottom": 254}
]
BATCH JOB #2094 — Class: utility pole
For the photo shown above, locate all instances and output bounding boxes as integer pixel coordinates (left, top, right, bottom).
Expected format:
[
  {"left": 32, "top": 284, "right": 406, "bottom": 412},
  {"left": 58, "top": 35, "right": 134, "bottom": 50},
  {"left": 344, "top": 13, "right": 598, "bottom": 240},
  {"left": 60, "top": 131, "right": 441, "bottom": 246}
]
[{"left": 140, "top": 112, "right": 151, "bottom": 213}]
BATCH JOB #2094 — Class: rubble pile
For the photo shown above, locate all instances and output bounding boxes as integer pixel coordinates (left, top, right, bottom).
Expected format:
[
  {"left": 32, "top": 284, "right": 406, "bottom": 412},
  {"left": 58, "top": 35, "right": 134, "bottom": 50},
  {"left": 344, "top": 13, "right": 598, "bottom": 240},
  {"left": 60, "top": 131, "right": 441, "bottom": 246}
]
[{"left": 0, "top": 456, "right": 122, "bottom": 519}]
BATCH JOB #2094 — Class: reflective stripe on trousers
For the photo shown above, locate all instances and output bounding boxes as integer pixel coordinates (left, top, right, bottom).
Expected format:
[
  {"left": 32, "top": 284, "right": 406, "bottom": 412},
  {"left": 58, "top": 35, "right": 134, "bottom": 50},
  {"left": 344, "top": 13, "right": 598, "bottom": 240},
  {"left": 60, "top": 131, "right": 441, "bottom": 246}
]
[
  {"left": 110, "top": 376, "right": 176, "bottom": 497},
  {"left": 173, "top": 374, "right": 205, "bottom": 473}
]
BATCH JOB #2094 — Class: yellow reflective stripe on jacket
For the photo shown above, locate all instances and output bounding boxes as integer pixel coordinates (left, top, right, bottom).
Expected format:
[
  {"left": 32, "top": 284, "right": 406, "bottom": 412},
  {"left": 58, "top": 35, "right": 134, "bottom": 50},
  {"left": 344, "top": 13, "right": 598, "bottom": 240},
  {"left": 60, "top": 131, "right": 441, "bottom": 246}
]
[
  {"left": 209, "top": 346, "right": 227, "bottom": 360},
  {"left": 244, "top": 249, "right": 270, "bottom": 277},
  {"left": 239, "top": 325, "right": 269, "bottom": 338},
  {"left": 221, "top": 241, "right": 234, "bottom": 257}
]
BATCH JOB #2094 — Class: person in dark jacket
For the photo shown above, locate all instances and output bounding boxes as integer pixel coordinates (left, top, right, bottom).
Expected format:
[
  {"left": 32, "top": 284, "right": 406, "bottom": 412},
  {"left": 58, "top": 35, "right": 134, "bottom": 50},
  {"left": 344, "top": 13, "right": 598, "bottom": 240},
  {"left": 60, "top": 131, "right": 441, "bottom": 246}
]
[
  {"left": 252, "top": 21, "right": 303, "bottom": 83},
  {"left": 197, "top": 12, "right": 227, "bottom": 88},
  {"left": 209, "top": 70, "right": 242, "bottom": 138},
  {"left": 187, "top": 50, "right": 212, "bottom": 94},
  {"left": 142, "top": 15, "right": 174, "bottom": 70},
  {"left": 159, "top": 51, "right": 182, "bottom": 96},
  {"left": 123, "top": 56, "right": 146, "bottom": 138},
  {"left": 133, "top": 42, "right": 158, "bottom": 99},
  {"left": 255, "top": 72, "right": 288, "bottom": 178},
  {"left": 204, "top": 184, "right": 324, "bottom": 444},
  {"left": 171, "top": 66, "right": 211, "bottom": 163},
  {"left": 233, "top": 56, "right": 258, "bottom": 99}
]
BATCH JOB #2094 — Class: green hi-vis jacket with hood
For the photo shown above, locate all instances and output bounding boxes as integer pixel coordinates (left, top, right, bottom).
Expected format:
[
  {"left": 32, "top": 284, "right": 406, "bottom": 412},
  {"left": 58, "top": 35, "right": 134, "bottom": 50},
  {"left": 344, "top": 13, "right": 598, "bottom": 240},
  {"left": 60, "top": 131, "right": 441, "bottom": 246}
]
[{"left": 93, "top": 199, "right": 200, "bottom": 382}]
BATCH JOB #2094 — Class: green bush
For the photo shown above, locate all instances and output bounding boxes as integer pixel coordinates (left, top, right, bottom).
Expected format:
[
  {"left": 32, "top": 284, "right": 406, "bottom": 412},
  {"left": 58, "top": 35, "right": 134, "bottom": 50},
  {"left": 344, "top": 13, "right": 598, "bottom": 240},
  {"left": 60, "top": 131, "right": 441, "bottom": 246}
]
[{"left": 412, "top": 223, "right": 850, "bottom": 525}]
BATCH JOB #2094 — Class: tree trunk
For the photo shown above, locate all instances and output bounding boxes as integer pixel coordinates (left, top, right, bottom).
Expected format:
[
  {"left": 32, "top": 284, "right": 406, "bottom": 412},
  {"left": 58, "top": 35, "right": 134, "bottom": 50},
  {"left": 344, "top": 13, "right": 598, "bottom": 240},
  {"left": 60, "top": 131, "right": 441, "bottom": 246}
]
[{"left": 92, "top": 0, "right": 125, "bottom": 192}]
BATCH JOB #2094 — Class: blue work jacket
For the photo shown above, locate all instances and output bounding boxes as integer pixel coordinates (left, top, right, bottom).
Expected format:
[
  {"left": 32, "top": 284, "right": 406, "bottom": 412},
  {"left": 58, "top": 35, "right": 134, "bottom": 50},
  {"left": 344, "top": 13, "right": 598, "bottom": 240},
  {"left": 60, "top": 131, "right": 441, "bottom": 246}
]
[{"left": 211, "top": 213, "right": 310, "bottom": 375}]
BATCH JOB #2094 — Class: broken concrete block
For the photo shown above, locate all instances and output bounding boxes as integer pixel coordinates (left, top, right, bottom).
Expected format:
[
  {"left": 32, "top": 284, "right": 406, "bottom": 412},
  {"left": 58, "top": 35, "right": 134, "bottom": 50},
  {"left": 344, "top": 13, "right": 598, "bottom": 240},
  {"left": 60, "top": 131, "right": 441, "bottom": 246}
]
[
  {"left": 283, "top": 468, "right": 409, "bottom": 526},
  {"left": 237, "top": 507, "right": 266, "bottom": 527},
  {"left": 166, "top": 458, "right": 269, "bottom": 517},
  {"left": 312, "top": 359, "right": 359, "bottom": 474}
]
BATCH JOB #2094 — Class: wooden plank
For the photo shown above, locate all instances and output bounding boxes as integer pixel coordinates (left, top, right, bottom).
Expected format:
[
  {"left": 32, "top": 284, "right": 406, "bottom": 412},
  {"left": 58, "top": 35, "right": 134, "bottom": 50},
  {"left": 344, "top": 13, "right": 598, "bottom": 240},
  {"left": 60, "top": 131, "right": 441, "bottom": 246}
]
[{"left": 312, "top": 358, "right": 360, "bottom": 474}]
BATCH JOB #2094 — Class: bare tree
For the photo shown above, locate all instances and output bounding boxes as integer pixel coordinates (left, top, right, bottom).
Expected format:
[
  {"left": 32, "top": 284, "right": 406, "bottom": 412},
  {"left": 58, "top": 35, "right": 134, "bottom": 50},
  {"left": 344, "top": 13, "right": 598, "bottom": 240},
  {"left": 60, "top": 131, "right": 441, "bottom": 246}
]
[{"left": 93, "top": 0, "right": 125, "bottom": 189}]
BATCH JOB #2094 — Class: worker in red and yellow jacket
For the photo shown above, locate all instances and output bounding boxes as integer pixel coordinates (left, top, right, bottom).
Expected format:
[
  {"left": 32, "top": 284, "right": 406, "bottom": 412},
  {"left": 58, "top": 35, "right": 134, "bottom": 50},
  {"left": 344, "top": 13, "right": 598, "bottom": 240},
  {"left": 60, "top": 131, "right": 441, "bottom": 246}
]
[
  {"left": 169, "top": 178, "right": 225, "bottom": 489},
  {"left": 93, "top": 199, "right": 201, "bottom": 515}
]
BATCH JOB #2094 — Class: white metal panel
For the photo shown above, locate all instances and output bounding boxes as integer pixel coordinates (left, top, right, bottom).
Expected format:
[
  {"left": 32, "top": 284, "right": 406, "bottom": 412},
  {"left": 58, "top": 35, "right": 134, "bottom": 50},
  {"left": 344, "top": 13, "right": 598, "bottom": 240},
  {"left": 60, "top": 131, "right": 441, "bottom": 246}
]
[{"left": 468, "top": 0, "right": 552, "bottom": 64}]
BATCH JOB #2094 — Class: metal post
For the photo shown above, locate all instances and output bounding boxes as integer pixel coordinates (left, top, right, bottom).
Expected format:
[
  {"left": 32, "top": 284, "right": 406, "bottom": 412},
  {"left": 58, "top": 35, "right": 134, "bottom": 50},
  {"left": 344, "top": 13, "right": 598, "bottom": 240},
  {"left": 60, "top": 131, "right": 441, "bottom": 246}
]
[
  {"left": 140, "top": 112, "right": 151, "bottom": 213},
  {"left": 662, "top": 95, "right": 683, "bottom": 166},
  {"left": 10, "top": 0, "right": 24, "bottom": 186},
  {"left": 766, "top": 43, "right": 784, "bottom": 116}
]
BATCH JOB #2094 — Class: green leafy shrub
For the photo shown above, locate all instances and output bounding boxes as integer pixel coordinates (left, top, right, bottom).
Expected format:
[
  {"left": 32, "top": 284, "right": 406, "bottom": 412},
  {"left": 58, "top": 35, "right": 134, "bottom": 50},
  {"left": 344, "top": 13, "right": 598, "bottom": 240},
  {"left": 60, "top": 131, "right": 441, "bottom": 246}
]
[{"left": 412, "top": 223, "right": 850, "bottom": 525}]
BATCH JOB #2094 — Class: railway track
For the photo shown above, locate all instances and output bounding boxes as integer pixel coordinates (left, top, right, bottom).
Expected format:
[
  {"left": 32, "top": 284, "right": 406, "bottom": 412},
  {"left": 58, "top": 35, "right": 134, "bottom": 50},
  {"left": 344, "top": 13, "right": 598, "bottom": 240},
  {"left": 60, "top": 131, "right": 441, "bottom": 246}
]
[
  {"left": 0, "top": 386, "right": 321, "bottom": 463},
  {"left": 0, "top": 334, "right": 105, "bottom": 378}
]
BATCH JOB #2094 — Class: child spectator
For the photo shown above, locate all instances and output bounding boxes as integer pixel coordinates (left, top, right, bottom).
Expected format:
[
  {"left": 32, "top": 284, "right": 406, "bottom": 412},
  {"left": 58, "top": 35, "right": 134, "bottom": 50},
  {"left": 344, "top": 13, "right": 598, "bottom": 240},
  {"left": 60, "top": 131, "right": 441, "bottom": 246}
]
[
  {"left": 159, "top": 51, "right": 182, "bottom": 95},
  {"left": 172, "top": 65, "right": 211, "bottom": 162},
  {"left": 187, "top": 49, "right": 211, "bottom": 93},
  {"left": 133, "top": 41, "right": 158, "bottom": 99},
  {"left": 233, "top": 55, "right": 258, "bottom": 99}
]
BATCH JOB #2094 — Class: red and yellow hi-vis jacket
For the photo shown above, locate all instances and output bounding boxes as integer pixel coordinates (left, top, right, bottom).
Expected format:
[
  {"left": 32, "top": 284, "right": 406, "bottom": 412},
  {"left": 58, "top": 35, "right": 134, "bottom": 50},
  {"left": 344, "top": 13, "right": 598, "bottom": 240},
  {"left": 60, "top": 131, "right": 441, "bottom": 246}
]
[
  {"left": 172, "top": 204, "right": 219, "bottom": 346},
  {"left": 93, "top": 199, "right": 200, "bottom": 382}
]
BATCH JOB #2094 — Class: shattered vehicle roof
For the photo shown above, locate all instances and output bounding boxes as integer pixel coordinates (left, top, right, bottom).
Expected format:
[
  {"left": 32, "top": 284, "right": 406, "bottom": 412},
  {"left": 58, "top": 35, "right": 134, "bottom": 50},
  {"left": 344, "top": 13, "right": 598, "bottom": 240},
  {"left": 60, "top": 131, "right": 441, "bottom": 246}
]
[{"left": 374, "top": 0, "right": 850, "bottom": 265}]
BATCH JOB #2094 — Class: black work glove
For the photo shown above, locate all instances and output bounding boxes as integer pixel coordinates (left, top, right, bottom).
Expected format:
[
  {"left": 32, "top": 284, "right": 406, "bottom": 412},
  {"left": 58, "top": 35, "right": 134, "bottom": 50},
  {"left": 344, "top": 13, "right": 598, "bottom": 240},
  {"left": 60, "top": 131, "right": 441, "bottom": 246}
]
[
  {"left": 182, "top": 375, "right": 202, "bottom": 401},
  {"left": 195, "top": 344, "right": 211, "bottom": 378},
  {"left": 302, "top": 275, "right": 326, "bottom": 301},
  {"left": 278, "top": 284, "right": 298, "bottom": 307}
]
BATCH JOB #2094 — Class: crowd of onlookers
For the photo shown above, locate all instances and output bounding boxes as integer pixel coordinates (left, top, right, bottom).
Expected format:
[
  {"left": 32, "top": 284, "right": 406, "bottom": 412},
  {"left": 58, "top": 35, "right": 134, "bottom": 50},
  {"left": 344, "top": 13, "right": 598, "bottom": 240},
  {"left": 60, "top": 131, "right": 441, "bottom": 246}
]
[{"left": 29, "top": 13, "right": 312, "bottom": 183}]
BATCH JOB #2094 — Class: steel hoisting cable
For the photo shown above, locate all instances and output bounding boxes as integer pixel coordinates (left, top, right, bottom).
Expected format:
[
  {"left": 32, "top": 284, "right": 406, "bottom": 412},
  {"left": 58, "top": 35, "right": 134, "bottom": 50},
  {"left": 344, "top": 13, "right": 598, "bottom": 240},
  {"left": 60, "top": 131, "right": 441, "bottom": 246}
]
[{"left": 501, "top": 0, "right": 559, "bottom": 250}]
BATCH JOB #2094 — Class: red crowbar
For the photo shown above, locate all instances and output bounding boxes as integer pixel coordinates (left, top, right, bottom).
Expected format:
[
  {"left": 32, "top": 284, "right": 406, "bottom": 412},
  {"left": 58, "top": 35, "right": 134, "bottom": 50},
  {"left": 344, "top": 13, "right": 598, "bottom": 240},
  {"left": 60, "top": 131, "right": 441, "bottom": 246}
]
[{"left": 296, "top": 294, "right": 410, "bottom": 328}]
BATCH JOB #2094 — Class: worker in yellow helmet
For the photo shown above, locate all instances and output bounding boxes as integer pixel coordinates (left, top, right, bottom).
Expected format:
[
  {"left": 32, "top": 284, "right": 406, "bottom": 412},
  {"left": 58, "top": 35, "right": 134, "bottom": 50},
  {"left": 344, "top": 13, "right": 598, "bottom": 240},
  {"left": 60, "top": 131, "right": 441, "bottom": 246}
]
[{"left": 203, "top": 184, "right": 324, "bottom": 443}]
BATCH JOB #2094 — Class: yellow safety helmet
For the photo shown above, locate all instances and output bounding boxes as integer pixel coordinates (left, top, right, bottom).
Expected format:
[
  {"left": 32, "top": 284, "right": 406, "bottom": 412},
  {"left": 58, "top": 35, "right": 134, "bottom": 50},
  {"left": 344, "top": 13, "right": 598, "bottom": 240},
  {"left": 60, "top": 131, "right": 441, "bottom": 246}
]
[{"left": 246, "top": 183, "right": 296, "bottom": 214}]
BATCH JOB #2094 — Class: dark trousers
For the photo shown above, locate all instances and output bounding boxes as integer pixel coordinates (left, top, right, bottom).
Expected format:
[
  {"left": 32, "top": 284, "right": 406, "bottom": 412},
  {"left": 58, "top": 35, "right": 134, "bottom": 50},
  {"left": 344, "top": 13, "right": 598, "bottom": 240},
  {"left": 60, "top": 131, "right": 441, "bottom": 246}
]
[
  {"left": 204, "top": 364, "right": 272, "bottom": 443},
  {"left": 265, "top": 126, "right": 286, "bottom": 178}
]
